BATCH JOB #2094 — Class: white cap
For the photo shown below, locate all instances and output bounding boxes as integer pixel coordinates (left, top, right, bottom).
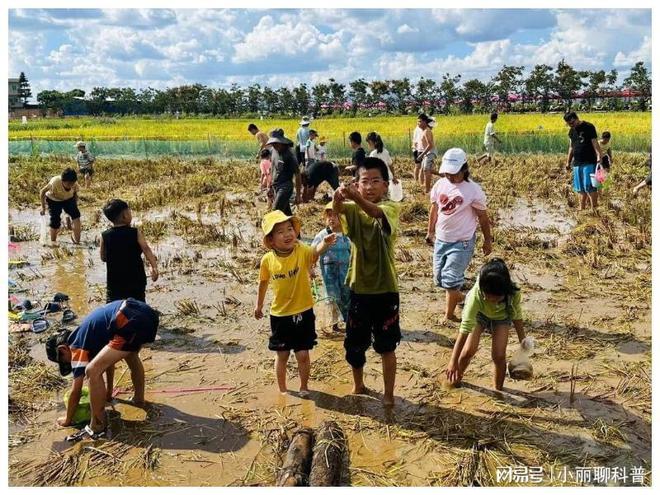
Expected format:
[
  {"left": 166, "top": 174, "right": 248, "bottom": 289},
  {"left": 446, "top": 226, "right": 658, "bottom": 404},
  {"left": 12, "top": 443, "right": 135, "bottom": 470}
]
[{"left": 439, "top": 148, "right": 467, "bottom": 174}]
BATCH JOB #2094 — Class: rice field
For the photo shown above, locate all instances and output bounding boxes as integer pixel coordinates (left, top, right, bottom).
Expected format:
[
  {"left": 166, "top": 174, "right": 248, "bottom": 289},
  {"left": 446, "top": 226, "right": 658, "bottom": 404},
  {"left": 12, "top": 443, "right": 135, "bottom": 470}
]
[{"left": 8, "top": 113, "right": 651, "bottom": 158}]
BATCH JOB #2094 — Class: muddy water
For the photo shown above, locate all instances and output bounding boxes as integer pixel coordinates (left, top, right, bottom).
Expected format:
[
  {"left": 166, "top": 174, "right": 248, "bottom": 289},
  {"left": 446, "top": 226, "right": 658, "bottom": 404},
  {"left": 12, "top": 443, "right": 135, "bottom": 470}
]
[{"left": 8, "top": 181, "right": 652, "bottom": 487}]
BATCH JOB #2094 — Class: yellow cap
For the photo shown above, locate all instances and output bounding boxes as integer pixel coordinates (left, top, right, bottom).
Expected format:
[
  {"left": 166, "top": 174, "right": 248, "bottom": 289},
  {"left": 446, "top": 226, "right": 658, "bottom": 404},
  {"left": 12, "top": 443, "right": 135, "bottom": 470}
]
[{"left": 261, "top": 210, "right": 301, "bottom": 249}]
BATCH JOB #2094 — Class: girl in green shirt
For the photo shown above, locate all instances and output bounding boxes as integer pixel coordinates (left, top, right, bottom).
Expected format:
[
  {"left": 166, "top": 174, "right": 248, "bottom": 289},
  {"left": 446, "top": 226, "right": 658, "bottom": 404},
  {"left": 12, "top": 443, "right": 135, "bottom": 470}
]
[{"left": 446, "top": 258, "right": 526, "bottom": 390}]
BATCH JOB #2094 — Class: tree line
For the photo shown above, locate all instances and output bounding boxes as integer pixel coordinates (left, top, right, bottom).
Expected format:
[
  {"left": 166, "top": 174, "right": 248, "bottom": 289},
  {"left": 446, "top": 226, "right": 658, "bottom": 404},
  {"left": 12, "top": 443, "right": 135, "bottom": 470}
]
[{"left": 31, "top": 60, "right": 651, "bottom": 117}]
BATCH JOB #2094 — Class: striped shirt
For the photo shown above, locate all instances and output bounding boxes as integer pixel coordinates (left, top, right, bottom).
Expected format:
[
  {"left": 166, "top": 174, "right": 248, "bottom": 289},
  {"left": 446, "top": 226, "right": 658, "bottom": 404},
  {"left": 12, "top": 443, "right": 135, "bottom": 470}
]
[{"left": 76, "top": 150, "right": 95, "bottom": 168}]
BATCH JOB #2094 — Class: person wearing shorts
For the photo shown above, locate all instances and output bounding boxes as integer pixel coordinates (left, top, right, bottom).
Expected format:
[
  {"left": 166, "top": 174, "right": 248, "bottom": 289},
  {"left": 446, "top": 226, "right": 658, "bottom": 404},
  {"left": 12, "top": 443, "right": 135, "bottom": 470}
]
[
  {"left": 39, "top": 167, "right": 82, "bottom": 245},
  {"left": 333, "top": 156, "right": 401, "bottom": 406},
  {"left": 75, "top": 141, "right": 95, "bottom": 187},
  {"left": 416, "top": 113, "right": 437, "bottom": 193},
  {"left": 302, "top": 160, "right": 340, "bottom": 202},
  {"left": 269, "top": 308, "right": 317, "bottom": 352},
  {"left": 427, "top": 148, "right": 492, "bottom": 322},
  {"left": 564, "top": 111, "right": 602, "bottom": 210},
  {"left": 45, "top": 299, "right": 159, "bottom": 439}
]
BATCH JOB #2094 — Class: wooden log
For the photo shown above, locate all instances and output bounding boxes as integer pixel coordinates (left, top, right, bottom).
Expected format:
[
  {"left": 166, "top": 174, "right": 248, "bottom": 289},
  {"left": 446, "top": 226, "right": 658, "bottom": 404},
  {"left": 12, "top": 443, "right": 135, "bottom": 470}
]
[
  {"left": 309, "top": 421, "right": 346, "bottom": 486},
  {"left": 276, "top": 428, "right": 315, "bottom": 486}
]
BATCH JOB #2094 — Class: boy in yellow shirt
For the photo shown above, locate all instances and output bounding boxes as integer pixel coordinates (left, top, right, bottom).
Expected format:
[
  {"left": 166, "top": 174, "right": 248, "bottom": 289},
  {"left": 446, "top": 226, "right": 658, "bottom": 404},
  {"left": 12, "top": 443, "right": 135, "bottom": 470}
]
[{"left": 255, "top": 210, "right": 336, "bottom": 396}]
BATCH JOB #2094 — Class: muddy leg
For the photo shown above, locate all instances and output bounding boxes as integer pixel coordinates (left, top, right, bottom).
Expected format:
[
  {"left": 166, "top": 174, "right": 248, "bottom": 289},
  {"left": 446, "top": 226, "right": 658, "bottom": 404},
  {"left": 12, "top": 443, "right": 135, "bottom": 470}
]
[
  {"left": 491, "top": 325, "right": 510, "bottom": 391},
  {"left": 381, "top": 351, "right": 396, "bottom": 406},
  {"left": 294, "top": 350, "right": 310, "bottom": 393},
  {"left": 275, "top": 350, "right": 290, "bottom": 393}
]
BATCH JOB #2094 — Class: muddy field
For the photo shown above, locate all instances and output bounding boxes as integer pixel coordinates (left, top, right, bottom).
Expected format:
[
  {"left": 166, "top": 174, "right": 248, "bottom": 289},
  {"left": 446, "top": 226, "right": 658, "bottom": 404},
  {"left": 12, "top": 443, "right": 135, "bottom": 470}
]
[{"left": 7, "top": 153, "right": 651, "bottom": 486}]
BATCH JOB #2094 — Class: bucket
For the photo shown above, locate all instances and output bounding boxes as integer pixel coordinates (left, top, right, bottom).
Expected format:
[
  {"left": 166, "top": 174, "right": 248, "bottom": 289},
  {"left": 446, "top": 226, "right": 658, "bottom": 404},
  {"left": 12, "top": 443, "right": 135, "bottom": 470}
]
[
  {"left": 589, "top": 173, "right": 600, "bottom": 188},
  {"left": 64, "top": 386, "right": 91, "bottom": 425}
]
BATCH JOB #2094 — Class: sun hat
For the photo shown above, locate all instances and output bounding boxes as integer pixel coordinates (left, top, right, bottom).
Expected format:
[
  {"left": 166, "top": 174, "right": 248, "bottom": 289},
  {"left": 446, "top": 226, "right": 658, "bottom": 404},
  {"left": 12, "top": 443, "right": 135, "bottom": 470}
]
[
  {"left": 75, "top": 141, "right": 86, "bottom": 148},
  {"left": 262, "top": 210, "right": 301, "bottom": 249},
  {"left": 428, "top": 118, "right": 437, "bottom": 128},
  {"left": 45, "top": 330, "right": 73, "bottom": 376},
  {"left": 300, "top": 116, "right": 311, "bottom": 126},
  {"left": 266, "top": 129, "right": 294, "bottom": 146},
  {"left": 439, "top": 148, "right": 468, "bottom": 175},
  {"left": 319, "top": 136, "right": 327, "bottom": 142}
]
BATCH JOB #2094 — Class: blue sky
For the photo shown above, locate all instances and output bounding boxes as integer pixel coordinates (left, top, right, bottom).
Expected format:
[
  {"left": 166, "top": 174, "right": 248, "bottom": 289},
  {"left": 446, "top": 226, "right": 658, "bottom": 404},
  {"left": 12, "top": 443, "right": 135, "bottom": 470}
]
[{"left": 8, "top": 8, "right": 651, "bottom": 100}]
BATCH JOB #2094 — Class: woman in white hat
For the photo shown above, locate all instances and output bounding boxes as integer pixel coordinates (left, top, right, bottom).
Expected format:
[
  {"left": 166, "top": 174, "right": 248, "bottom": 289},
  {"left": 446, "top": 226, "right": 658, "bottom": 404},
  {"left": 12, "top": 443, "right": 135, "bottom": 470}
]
[
  {"left": 425, "top": 148, "right": 493, "bottom": 322},
  {"left": 296, "top": 117, "right": 311, "bottom": 168}
]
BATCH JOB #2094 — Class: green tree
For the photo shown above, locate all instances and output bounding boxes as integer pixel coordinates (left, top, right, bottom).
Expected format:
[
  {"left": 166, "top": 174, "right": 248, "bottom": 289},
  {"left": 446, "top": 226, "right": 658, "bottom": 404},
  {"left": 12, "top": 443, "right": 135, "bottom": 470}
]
[
  {"left": 18, "top": 72, "right": 32, "bottom": 105},
  {"left": 491, "top": 65, "right": 524, "bottom": 112},
  {"left": 623, "top": 61, "right": 651, "bottom": 111},
  {"left": 554, "top": 59, "right": 586, "bottom": 111},
  {"left": 585, "top": 70, "right": 606, "bottom": 110},
  {"left": 389, "top": 78, "right": 412, "bottom": 114},
  {"left": 439, "top": 73, "right": 461, "bottom": 115},
  {"left": 328, "top": 78, "right": 346, "bottom": 114},
  {"left": 524, "top": 64, "right": 555, "bottom": 113},
  {"left": 311, "top": 82, "right": 329, "bottom": 116},
  {"left": 246, "top": 84, "right": 262, "bottom": 114},
  {"left": 292, "top": 83, "right": 311, "bottom": 116},
  {"left": 348, "top": 78, "right": 369, "bottom": 116},
  {"left": 414, "top": 77, "right": 440, "bottom": 114},
  {"left": 459, "top": 79, "right": 491, "bottom": 114}
]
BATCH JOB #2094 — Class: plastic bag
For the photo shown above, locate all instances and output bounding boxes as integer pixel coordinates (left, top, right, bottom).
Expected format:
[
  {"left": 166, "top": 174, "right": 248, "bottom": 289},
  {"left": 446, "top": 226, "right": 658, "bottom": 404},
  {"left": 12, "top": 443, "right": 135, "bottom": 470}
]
[
  {"left": 508, "top": 336, "right": 535, "bottom": 380},
  {"left": 64, "top": 386, "right": 91, "bottom": 425},
  {"left": 39, "top": 215, "right": 49, "bottom": 246},
  {"left": 595, "top": 162, "right": 607, "bottom": 184},
  {"left": 389, "top": 181, "right": 404, "bottom": 202},
  {"left": 312, "top": 278, "right": 340, "bottom": 330}
]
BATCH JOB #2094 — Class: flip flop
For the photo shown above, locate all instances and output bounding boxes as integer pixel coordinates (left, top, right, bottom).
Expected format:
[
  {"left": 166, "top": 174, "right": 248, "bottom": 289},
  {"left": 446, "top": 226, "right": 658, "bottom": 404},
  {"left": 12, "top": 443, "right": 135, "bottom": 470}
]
[
  {"left": 31, "top": 318, "right": 50, "bottom": 334},
  {"left": 43, "top": 302, "right": 62, "bottom": 314},
  {"left": 53, "top": 292, "right": 70, "bottom": 303},
  {"left": 65, "top": 424, "right": 106, "bottom": 443},
  {"left": 61, "top": 309, "right": 77, "bottom": 324}
]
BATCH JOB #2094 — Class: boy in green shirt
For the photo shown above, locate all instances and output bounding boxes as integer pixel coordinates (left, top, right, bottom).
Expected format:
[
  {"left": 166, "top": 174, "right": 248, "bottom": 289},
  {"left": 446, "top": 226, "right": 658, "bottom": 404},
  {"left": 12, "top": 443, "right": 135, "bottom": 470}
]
[
  {"left": 446, "top": 258, "right": 527, "bottom": 391},
  {"left": 333, "top": 157, "right": 401, "bottom": 406}
]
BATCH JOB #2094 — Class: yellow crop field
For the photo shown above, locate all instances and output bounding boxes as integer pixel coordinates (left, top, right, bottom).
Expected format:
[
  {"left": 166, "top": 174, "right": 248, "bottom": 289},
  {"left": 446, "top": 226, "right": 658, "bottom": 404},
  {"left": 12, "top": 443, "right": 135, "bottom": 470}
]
[{"left": 9, "top": 112, "right": 650, "bottom": 142}]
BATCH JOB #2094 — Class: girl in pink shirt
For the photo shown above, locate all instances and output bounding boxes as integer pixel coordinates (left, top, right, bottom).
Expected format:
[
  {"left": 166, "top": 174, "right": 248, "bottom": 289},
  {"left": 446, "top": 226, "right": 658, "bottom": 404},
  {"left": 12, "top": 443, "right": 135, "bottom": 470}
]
[
  {"left": 259, "top": 148, "right": 273, "bottom": 208},
  {"left": 426, "top": 148, "right": 493, "bottom": 322}
]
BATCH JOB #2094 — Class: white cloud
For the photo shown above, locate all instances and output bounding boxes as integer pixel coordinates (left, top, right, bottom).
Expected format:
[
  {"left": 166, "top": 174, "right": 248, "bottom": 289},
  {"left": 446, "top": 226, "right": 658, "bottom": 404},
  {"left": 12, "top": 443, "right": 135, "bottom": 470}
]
[
  {"left": 397, "top": 24, "right": 418, "bottom": 34},
  {"left": 613, "top": 36, "right": 652, "bottom": 68}
]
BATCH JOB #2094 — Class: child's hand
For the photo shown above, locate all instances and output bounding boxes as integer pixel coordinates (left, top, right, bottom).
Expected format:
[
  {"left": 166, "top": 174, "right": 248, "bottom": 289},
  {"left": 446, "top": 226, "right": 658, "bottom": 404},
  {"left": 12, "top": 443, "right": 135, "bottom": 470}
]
[
  {"left": 254, "top": 306, "right": 263, "bottom": 319},
  {"left": 482, "top": 238, "right": 493, "bottom": 256},
  {"left": 40, "top": 208, "right": 45, "bottom": 216},
  {"left": 150, "top": 268, "right": 159, "bottom": 282},
  {"left": 446, "top": 361, "right": 461, "bottom": 385},
  {"left": 425, "top": 234, "right": 434, "bottom": 246},
  {"left": 322, "top": 232, "right": 337, "bottom": 249},
  {"left": 342, "top": 182, "right": 359, "bottom": 200},
  {"left": 333, "top": 186, "right": 346, "bottom": 203}
]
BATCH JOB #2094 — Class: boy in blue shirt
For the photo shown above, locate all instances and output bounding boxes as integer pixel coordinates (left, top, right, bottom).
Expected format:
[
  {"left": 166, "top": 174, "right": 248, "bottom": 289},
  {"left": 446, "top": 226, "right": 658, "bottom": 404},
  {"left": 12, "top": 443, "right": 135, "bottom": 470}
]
[{"left": 46, "top": 299, "right": 159, "bottom": 440}]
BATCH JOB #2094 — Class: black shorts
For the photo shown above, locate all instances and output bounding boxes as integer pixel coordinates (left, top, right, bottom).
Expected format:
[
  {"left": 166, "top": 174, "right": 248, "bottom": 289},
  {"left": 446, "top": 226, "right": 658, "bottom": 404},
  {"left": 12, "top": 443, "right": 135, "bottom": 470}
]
[
  {"left": 80, "top": 166, "right": 94, "bottom": 176},
  {"left": 344, "top": 291, "right": 401, "bottom": 368},
  {"left": 296, "top": 149, "right": 306, "bottom": 168},
  {"left": 47, "top": 197, "right": 81, "bottom": 229},
  {"left": 107, "top": 286, "right": 146, "bottom": 304},
  {"left": 108, "top": 299, "right": 159, "bottom": 353},
  {"left": 413, "top": 150, "right": 419, "bottom": 162},
  {"left": 308, "top": 161, "right": 340, "bottom": 190},
  {"left": 269, "top": 308, "right": 317, "bottom": 352}
]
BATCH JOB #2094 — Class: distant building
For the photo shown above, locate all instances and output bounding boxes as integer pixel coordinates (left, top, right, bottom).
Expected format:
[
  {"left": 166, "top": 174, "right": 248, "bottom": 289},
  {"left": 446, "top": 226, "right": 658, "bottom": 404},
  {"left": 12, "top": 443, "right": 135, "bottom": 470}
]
[{"left": 8, "top": 77, "right": 22, "bottom": 111}]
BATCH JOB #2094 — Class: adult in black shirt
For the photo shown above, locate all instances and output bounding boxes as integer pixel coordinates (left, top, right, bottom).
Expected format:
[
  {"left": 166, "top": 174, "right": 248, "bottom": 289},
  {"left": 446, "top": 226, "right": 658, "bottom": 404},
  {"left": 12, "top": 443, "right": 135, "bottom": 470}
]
[
  {"left": 268, "top": 130, "right": 301, "bottom": 215},
  {"left": 564, "top": 112, "right": 602, "bottom": 210},
  {"left": 347, "top": 131, "right": 366, "bottom": 176},
  {"left": 301, "top": 160, "right": 340, "bottom": 202}
]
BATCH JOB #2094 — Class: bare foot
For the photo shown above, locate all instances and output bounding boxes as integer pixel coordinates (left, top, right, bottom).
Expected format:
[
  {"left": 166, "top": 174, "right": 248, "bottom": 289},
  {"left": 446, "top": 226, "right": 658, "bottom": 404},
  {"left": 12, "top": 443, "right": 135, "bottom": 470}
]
[
  {"left": 129, "top": 396, "right": 146, "bottom": 408},
  {"left": 351, "top": 385, "right": 369, "bottom": 395},
  {"left": 299, "top": 388, "right": 310, "bottom": 398},
  {"left": 382, "top": 395, "right": 395, "bottom": 407}
]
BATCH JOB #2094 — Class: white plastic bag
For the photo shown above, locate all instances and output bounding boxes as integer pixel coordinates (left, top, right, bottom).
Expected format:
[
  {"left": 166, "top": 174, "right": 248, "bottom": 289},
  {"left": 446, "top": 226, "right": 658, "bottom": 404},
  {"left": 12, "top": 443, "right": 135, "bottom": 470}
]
[
  {"left": 508, "top": 336, "right": 535, "bottom": 380},
  {"left": 39, "top": 215, "right": 49, "bottom": 246},
  {"left": 389, "top": 181, "right": 403, "bottom": 202}
]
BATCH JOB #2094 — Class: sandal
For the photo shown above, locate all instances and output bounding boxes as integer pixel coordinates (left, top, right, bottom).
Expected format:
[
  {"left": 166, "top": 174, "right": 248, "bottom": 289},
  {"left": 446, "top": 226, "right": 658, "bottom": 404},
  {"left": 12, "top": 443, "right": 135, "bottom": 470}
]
[
  {"left": 31, "top": 318, "right": 50, "bottom": 334},
  {"left": 65, "top": 424, "right": 106, "bottom": 443},
  {"left": 61, "top": 309, "right": 77, "bottom": 324}
]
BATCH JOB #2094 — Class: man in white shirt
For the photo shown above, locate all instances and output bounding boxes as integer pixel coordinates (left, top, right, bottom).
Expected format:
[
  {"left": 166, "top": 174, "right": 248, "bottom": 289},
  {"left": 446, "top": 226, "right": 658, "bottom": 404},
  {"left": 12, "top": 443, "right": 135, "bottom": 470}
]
[{"left": 478, "top": 112, "right": 502, "bottom": 164}]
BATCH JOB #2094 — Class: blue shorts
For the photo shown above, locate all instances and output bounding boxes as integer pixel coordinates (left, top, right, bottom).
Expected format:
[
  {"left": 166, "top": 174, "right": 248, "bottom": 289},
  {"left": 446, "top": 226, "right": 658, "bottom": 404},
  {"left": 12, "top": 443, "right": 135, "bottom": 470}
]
[
  {"left": 573, "top": 164, "right": 597, "bottom": 193},
  {"left": 433, "top": 235, "right": 476, "bottom": 290},
  {"left": 476, "top": 312, "right": 511, "bottom": 334}
]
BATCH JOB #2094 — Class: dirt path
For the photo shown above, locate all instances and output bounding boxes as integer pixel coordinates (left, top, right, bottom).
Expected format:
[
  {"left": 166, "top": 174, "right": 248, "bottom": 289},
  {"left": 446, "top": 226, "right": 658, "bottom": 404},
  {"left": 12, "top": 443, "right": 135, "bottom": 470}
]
[{"left": 8, "top": 154, "right": 651, "bottom": 486}]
